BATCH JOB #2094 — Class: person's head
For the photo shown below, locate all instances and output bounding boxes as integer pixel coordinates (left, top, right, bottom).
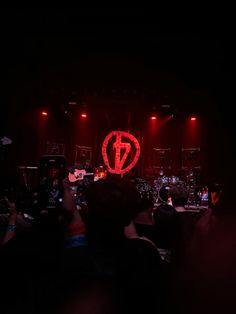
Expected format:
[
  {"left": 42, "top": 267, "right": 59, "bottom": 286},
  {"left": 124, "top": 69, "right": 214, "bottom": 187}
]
[
  {"left": 208, "top": 173, "right": 235, "bottom": 213},
  {"left": 85, "top": 178, "right": 141, "bottom": 243},
  {"left": 50, "top": 168, "right": 59, "bottom": 179},
  {"left": 83, "top": 160, "right": 92, "bottom": 172},
  {"left": 169, "top": 185, "right": 189, "bottom": 207},
  {"left": 208, "top": 182, "right": 222, "bottom": 207}
]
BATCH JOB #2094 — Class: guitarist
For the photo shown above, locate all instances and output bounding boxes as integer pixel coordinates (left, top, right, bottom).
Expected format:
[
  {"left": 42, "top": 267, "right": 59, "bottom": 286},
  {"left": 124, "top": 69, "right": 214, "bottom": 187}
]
[
  {"left": 67, "top": 164, "right": 92, "bottom": 213},
  {"left": 83, "top": 159, "right": 93, "bottom": 173},
  {"left": 68, "top": 164, "right": 86, "bottom": 182}
]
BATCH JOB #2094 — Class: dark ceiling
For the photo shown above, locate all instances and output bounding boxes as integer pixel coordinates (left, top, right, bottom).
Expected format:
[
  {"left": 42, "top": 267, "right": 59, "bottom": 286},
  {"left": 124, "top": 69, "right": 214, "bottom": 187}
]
[
  {"left": 0, "top": 8, "right": 235, "bottom": 178},
  {"left": 0, "top": 8, "right": 235, "bottom": 126}
]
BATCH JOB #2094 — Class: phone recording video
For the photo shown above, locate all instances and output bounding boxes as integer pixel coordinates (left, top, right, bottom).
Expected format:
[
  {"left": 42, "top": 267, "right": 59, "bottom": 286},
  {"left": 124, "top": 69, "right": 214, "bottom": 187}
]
[{"left": 38, "top": 155, "right": 66, "bottom": 210}]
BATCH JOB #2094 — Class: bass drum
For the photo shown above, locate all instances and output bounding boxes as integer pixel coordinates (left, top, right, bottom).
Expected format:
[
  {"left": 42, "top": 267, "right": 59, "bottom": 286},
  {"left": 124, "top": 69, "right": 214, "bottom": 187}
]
[{"left": 157, "top": 185, "right": 171, "bottom": 205}]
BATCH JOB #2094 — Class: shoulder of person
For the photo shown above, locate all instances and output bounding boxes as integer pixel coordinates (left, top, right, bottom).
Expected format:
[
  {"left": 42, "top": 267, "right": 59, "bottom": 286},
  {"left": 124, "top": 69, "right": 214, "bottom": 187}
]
[{"left": 126, "top": 236, "right": 163, "bottom": 264}]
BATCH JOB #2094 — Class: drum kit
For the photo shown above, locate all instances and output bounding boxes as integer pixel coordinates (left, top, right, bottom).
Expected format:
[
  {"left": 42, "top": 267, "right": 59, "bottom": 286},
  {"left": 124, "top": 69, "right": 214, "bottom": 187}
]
[
  {"left": 153, "top": 175, "right": 181, "bottom": 191},
  {"left": 152, "top": 172, "right": 202, "bottom": 206},
  {"left": 152, "top": 169, "right": 204, "bottom": 206}
]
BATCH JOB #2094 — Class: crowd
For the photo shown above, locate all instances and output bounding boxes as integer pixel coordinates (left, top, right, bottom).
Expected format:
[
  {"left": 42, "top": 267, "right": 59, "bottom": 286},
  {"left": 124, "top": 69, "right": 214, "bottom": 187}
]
[{"left": 0, "top": 167, "right": 235, "bottom": 314}]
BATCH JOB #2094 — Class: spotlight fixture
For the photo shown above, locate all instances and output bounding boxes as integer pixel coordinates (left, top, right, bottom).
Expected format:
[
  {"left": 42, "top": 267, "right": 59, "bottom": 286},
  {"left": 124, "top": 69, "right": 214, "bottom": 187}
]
[
  {"left": 41, "top": 111, "right": 48, "bottom": 116},
  {"left": 150, "top": 104, "right": 158, "bottom": 120},
  {"left": 81, "top": 113, "right": 87, "bottom": 118},
  {"left": 190, "top": 116, "right": 196, "bottom": 121}
]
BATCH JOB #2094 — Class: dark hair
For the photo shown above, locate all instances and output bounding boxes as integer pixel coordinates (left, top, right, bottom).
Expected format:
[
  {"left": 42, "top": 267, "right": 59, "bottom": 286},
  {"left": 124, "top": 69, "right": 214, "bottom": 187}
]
[
  {"left": 169, "top": 185, "right": 189, "bottom": 207},
  {"left": 85, "top": 178, "right": 141, "bottom": 242}
]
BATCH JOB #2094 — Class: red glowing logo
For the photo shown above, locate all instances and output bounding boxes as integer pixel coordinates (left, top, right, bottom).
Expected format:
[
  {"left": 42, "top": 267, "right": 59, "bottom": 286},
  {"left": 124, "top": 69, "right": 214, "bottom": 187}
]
[{"left": 102, "top": 131, "right": 140, "bottom": 175}]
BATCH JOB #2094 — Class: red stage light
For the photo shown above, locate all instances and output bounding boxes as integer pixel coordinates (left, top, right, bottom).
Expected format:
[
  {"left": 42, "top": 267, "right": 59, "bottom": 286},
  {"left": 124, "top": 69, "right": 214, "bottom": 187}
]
[
  {"left": 41, "top": 111, "right": 48, "bottom": 116},
  {"left": 190, "top": 117, "right": 196, "bottom": 121},
  {"left": 81, "top": 113, "right": 87, "bottom": 118},
  {"left": 151, "top": 116, "right": 157, "bottom": 120}
]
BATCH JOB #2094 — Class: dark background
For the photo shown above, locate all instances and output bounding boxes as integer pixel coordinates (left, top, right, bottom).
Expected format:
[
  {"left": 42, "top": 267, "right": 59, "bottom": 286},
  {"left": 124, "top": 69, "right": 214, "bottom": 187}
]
[{"left": 0, "top": 8, "right": 235, "bottom": 184}]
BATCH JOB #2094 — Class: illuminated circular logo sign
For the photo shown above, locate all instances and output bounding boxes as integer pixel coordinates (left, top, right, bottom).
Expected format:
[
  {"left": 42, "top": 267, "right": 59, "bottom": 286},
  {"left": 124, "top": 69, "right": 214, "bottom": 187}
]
[{"left": 102, "top": 131, "right": 140, "bottom": 175}]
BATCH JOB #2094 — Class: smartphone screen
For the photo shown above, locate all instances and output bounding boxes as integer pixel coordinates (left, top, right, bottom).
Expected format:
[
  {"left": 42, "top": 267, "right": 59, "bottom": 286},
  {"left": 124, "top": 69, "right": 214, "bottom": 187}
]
[{"left": 38, "top": 155, "right": 66, "bottom": 209}]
